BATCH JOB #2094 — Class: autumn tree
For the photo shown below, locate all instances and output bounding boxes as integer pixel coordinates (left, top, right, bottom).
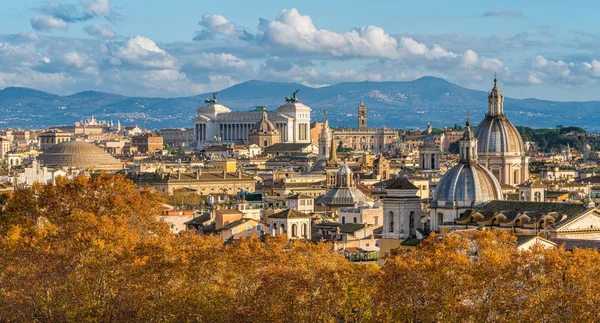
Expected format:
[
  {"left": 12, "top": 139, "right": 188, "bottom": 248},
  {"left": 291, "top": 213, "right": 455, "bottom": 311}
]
[{"left": 3, "top": 175, "right": 600, "bottom": 322}]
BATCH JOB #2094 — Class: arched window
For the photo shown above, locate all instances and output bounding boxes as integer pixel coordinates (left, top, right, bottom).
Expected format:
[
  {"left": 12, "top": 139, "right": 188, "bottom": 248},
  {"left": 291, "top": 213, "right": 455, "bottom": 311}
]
[
  {"left": 409, "top": 211, "right": 415, "bottom": 230},
  {"left": 291, "top": 223, "right": 298, "bottom": 238},
  {"left": 280, "top": 224, "right": 286, "bottom": 235},
  {"left": 272, "top": 223, "right": 278, "bottom": 235},
  {"left": 388, "top": 211, "right": 394, "bottom": 232},
  {"left": 437, "top": 213, "right": 444, "bottom": 229},
  {"left": 301, "top": 223, "right": 307, "bottom": 238}
]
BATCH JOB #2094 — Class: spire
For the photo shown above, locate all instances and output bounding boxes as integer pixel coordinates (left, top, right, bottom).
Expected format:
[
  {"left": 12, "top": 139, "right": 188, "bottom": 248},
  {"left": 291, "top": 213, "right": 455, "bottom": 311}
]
[
  {"left": 323, "top": 104, "right": 327, "bottom": 122},
  {"left": 329, "top": 136, "right": 337, "bottom": 164}
]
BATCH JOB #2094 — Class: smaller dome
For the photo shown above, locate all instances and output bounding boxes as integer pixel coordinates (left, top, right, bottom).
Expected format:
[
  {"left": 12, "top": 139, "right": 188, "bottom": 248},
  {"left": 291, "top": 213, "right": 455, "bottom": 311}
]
[
  {"left": 251, "top": 111, "right": 279, "bottom": 134},
  {"left": 434, "top": 163, "right": 502, "bottom": 207}
]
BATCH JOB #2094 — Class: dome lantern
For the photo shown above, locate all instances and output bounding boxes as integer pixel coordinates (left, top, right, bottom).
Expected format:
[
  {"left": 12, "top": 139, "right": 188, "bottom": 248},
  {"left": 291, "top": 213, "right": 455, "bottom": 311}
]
[
  {"left": 459, "top": 121, "right": 478, "bottom": 163},
  {"left": 488, "top": 75, "right": 504, "bottom": 117}
]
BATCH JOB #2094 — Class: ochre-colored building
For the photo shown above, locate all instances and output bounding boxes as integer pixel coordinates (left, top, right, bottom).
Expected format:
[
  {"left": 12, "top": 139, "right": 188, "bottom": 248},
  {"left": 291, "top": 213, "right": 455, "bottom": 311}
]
[
  {"left": 132, "top": 133, "right": 163, "bottom": 154},
  {"left": 331, "top": 103, "right": 397, "bottom": 153},
  {"left": 248, "top": 111, "right": 281, "bottom": 148},
  {"left": 126, "top": 170, "right": 256, "bottom": 195}
]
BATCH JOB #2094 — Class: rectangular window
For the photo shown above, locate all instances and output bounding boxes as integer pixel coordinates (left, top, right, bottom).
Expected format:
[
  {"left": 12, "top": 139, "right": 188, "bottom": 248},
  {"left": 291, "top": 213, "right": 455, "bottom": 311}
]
[
  {"left": 374, "top": 217, "right": 378, "bottom": 225},
  {"left": 246, "top": 225, "right": 252, "bottom": 232},
  {"left": 256, "top": 224, "right": 262, "bottom": 232},
  {"left": 353, "top": 217, "right": 357, "bottom": 223}
]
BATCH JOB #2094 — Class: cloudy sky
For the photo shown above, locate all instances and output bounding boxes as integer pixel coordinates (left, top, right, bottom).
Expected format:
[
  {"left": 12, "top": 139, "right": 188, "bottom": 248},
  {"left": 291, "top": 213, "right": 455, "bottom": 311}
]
[{"left": 1, "top": 0, "right": 600, "bottom": 101}]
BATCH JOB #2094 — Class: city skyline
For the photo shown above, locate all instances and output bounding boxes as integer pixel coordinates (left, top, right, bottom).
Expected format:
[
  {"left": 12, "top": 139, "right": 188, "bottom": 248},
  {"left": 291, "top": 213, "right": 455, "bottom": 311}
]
[{"left": 2, "top": 1, "right": 600, "bottom": 101}]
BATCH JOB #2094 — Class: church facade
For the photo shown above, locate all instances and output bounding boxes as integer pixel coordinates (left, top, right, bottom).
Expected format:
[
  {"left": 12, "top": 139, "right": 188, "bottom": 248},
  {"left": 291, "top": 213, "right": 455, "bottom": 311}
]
[
  {"left": 331, "top": 103, "right": 397, "bottom": 153},
  {"left": 193, "top": 92, "right": 311, "bottom": 150}
]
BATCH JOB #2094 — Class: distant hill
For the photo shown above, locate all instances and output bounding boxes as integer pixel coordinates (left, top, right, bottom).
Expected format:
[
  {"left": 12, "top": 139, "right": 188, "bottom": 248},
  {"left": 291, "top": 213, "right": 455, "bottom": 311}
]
[{"left": 0, "top": 77, "right": 598, "bottom": 131}]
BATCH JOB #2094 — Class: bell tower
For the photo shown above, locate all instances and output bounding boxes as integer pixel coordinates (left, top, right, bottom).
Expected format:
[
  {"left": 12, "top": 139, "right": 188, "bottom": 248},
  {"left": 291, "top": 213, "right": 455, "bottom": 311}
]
[{"left": 358, "top": 101, "right": 367, "bottom": 131}]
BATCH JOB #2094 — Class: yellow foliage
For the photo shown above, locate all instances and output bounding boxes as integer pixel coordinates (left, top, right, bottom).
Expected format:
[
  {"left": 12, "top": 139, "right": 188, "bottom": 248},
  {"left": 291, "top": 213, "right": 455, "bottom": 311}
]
[{"left": 1, "top": 175, "right": 600, "bottom": 322}]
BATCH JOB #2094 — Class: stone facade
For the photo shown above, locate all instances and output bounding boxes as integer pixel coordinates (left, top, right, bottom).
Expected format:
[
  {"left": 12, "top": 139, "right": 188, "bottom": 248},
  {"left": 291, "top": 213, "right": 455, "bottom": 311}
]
[{"left": 194, "top": 95, "right": 311, "bottom": 149}]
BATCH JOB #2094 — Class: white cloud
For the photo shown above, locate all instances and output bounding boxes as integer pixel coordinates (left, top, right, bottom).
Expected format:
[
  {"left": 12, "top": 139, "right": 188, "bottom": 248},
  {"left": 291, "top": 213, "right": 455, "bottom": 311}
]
[
  {"left": 112, "top": 36, "right": 176, "bottom": 69},
  {"left": 30, "top": 15, "right": 69, "bottom": 32},
  {"left": 31, "top": 0, "right": 115, "bottom": 33},
  {"left": 527, "top": 72, "right": 543, "bottom": 84},
  {"left": 83, "top": 24, "right": 117, "bottom": 39},
  {"left": 194, "top": 14, "right": 247, "bottom": 40},
  {"left": 82, "top": 0, "right": 112, "bottom": 17},
  {"left": 260, "top": 8, "right": 401, "bottom": 59},
  {"left": 524, "top": 55, "right": 600, "bottom": 86},
  {"left": 461, "top": 49, "right": 503, "bottom": 71},
  {"left": 462, "top": 49, "right": 479, "bottom": 67},
  {"left": 202, "top": 14, "right": 238, "bottom": 36},
  {"left": 189, "top": 53, "right": 248, "bottom": 70}
]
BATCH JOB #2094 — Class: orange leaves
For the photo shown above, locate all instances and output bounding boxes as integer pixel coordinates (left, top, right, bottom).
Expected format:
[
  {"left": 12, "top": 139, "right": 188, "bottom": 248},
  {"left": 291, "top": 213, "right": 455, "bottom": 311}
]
[{"left": 3, "top": 176, "right": 600, "bottom": 321}]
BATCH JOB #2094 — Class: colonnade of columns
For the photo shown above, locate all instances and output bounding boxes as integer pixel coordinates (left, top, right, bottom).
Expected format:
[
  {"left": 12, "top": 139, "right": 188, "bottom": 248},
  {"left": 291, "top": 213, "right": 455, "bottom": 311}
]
[{"left": 196, "top": 122, "right": 291, "bottom": 142}]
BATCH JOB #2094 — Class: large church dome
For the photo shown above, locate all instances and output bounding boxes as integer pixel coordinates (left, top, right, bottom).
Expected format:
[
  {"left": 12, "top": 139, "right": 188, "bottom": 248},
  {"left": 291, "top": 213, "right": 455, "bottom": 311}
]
[
  {"left": 434, "top": 122, "right": 502, "bottom": 207},
  {"left": 474, "top": 78, "right": 524, "bottom": 156},
  {"left": 38, "top": 141, "right": 122, "bottom": 170},
  {"left": 474, "top": 116, "right": 524, "bottom": 154}
]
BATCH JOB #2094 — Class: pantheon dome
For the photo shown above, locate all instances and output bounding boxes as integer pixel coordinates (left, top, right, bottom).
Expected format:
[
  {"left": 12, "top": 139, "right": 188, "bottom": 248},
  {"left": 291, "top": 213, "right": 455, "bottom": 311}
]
[{"left": 38, "top": 141, "right": 122, "bottom": 170}]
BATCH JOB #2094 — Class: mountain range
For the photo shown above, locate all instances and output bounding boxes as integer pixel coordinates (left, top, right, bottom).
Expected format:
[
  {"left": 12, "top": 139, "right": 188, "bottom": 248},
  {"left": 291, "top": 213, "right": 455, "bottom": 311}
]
[{"left": 0, "top": 77, "right": 598, "bottom": 131}]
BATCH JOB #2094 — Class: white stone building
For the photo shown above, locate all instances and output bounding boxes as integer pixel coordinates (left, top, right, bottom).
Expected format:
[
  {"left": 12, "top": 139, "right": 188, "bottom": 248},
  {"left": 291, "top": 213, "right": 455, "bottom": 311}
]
[
  {"left": 193, "top": 92, "right": 311, "bottom": 150},
  {"left": 269, "top": 208, "right": 312, "bottom": 240}
]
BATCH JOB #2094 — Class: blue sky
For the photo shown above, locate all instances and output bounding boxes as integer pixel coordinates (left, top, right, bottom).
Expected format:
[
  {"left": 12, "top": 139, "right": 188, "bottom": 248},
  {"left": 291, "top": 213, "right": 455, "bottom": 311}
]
[{"left": 1, "top": 0, "right": 600, "bottom": 101}]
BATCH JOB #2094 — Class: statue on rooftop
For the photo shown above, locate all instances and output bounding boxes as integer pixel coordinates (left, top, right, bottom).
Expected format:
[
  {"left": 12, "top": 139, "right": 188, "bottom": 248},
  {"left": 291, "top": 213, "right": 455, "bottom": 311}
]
[
  {"left": 285, "top": 89, "right": 299, "bottom": 103},
  {"left": 205, "top": 91, "right": 219, "bottom": 104}
]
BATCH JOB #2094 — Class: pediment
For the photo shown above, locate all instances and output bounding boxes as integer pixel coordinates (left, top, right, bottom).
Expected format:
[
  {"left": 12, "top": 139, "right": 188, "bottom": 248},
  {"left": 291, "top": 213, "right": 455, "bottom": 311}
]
[{"left": 556, "top": 209, "right": 600, "bottom": 231}]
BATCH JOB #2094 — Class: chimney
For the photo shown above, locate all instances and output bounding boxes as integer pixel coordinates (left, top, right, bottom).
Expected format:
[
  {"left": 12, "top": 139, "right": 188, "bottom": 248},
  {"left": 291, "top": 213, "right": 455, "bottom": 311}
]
[
  {"left": 238, "top": 169, "right": 242, "bottom": 179},
  {"left": 177, "top": 169, "right": 181, "bottom": 180},
  {"left": 196, "top": 170, "right": 200, "bottom": 180},
  {"left": 223, "top": 169, "right": 227, "bottom": 179}
]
